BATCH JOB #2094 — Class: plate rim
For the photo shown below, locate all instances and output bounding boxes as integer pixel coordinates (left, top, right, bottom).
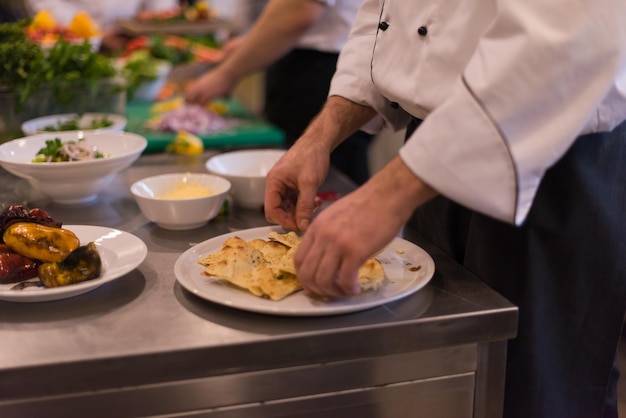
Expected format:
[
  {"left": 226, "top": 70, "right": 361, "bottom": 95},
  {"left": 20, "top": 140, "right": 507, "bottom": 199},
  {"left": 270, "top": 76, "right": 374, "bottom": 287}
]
[
  {"left": 175, "top": 225, "right": 435, "bottom": 316},
  {"left": 0, "top": 225, "right": 147, "bottom": 302}
]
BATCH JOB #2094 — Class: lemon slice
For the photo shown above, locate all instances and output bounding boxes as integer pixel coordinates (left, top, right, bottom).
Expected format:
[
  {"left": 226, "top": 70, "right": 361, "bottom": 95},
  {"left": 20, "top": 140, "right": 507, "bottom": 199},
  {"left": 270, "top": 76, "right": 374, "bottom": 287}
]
[{"left": 166, "top": 131, "right": 204, "bottom": 156}]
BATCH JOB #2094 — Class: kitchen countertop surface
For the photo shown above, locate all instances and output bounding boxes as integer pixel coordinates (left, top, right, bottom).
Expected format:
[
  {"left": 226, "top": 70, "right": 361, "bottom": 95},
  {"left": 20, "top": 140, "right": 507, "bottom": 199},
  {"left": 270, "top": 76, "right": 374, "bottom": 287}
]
[{"left": 0, "top": 150, "right": 518, "bottom": 416}]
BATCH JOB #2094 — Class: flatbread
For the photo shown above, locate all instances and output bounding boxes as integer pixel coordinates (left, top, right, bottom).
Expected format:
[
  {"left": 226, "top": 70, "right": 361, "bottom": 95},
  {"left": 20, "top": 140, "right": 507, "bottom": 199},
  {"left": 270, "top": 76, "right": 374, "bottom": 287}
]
[
  {"left": 268, "top": 231, "right": 301, "bottom": 248},
  {"left": 198, "top": 235, "right": 301, "bottom": 301},
  {"left": 358, "top": 257, "right": 385, "bottom": 291},
  {"left": 198, "top": 232, "right": 386, "bottom": 300}
]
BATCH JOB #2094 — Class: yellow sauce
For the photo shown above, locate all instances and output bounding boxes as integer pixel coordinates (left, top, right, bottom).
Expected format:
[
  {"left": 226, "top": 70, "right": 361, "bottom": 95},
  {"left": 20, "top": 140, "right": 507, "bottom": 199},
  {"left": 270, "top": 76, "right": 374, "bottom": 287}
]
[{"left": 158, "top": 182, "right": 213, "bottom": 199}]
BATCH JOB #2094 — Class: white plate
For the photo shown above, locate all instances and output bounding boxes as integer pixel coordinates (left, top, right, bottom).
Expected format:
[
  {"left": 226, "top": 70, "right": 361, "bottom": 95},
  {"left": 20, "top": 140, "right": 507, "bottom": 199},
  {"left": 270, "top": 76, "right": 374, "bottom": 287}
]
[
  {"left": 0, "top": 225, "right": 147, "bottom": 302},
  {"left": 175, "top": 226, "right": 435, "bottom": 316},
  {"left": 21, "top": 113, "right": 127, "bottom": 136}
]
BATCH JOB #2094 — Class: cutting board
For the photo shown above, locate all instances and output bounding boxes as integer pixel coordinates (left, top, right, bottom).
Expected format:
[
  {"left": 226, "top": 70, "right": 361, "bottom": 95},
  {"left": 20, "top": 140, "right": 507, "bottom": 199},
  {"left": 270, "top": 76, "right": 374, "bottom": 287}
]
[{"left": 125, "top": 100, "right": 285, "bottom": 153}]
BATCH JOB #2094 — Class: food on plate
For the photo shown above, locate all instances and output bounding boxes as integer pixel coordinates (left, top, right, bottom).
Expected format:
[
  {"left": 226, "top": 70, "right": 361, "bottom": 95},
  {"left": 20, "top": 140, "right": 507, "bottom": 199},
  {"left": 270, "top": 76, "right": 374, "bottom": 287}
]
[
  {"left": 0, "top": 205, "right": 102, "bottom": 288},
  {"left": 147, "top": 103, "right": 239, "bottom": 135},
  {"left": 32, "top": 137, "right": 109, "bottom": 162},
  {"left": 0, "top": 244, "right": 41, "bottom": 284},
  {"left": 42, "top": 115, "right": 114, "bottom": 132},
  {"left": 3, "top": 223, "right": 80, "bottom": 263},
  {"left": 0, "top": 204, "right": 61, "bottom": 234},
  {"left": 38, "top": 242, "right": 102, "bottom": 287},
  {"left": 198, "top": 231, "right": 385, "bottom": 300},
  {"left": 199, "top": 236, "right": 300, "bottom": 301},
  {"left": 158, "top": 180, "right": 213, "bottom": 199}
]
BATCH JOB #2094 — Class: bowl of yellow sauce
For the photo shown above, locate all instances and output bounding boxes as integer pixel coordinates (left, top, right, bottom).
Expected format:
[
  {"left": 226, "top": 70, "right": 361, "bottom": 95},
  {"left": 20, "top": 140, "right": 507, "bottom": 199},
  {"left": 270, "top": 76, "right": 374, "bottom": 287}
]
[{"left": 131, "top": 172, "right": 230, "bottom": 230}]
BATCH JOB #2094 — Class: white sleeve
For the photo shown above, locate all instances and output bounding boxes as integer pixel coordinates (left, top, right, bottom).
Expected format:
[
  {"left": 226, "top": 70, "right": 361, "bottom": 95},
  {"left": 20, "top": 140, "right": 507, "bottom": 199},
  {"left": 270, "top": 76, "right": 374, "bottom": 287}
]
[{"left": 402, "top": 0, "right": 626, "bottom": 225}]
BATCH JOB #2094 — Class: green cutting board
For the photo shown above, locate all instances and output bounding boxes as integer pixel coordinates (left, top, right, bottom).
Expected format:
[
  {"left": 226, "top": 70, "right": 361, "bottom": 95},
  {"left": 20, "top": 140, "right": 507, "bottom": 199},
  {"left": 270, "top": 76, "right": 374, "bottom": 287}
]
[{"left": 125, "top": 99, "right": 285, "bottom": 153}]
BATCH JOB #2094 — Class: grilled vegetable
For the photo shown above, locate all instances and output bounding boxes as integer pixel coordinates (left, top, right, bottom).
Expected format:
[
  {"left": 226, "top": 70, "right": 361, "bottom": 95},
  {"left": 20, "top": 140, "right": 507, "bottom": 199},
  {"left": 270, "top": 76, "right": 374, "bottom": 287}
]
[
  {"left": 39, "top": 242, "right": 101, "bottom": 287},
  {"left": 3, "top": 222, "right": 80, "bottom": 262},
  {"left": 0, "top": 244, "right": 40, "bottom": 284},
  {"left": 0, "top": 204, "right": 62, "bottom": 240}
]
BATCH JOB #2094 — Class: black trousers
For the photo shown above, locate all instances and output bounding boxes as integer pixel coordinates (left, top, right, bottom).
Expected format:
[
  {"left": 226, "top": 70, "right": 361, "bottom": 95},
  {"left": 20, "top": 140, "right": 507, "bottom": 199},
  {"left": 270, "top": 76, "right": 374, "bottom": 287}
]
[
  {"left": 406, "top": 118, "right": 626, "bottom": 418},
  {"left": 264, "top": 48, "right": 373, "bottom": 185}
]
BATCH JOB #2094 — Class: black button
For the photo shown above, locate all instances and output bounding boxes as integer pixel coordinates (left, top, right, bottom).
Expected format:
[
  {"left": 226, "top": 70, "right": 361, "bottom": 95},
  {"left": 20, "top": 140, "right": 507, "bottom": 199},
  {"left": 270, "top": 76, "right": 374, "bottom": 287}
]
[
  {"left": 379, "top": 21, "right": 389, "bottom": 31},
  {"left": 418, "top": 26, "right": 428, "bottom": 36},
  {"left": 390, "top": 102, "right": 399, "bottom": 109}
]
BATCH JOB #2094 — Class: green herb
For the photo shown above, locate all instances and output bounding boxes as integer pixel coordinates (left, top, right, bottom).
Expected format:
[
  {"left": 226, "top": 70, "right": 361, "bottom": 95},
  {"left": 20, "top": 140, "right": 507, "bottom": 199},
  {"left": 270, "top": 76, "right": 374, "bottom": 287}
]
[
  {"left": 41, "top": 40, "right": 117, "bottom": 106},
  {"left": 42, "top": 116, "right": 113, "bottom": 132},
  {"left": 0, "top": 19, "right": 118, "bottom": 110},
  {"left": 0, "top": 22, "right": 45, "bottom": 107}
]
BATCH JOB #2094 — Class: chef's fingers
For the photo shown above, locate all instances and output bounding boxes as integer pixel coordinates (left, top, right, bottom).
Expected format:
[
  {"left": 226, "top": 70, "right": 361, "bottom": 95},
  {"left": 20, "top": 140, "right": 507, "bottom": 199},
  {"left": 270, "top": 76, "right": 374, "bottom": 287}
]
[
  {"left": 295, "top": 236, "right": 346, "bottom": 298},
  {"left": 294, "top": 186, "right": 317, "bottom": 232},
  {"left": 264, "top": 184, "right": 298, "bottom": 230},
  {"left": 336, "top": 256, "right": 362, "bottom": 296}
]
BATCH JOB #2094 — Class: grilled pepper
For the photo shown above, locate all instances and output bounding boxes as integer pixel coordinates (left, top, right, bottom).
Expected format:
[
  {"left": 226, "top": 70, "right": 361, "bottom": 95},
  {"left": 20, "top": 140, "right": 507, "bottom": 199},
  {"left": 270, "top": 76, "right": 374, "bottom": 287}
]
[
  {"left": 38, "top": 242, "right": 102, "bottom": 287},
  {"left": 3, "top": 222, "right": 80, "bottom": 263}
]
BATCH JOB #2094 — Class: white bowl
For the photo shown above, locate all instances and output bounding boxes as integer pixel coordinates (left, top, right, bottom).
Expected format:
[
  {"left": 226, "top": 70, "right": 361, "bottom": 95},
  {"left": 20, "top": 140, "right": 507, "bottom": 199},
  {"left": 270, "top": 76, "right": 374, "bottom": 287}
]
[
  {"left": 0, "top": 131, "right": 147, "bottom": 204},
  {"left": 130, "top": 173, "right": 231, "bottom": 230},
  {"left": 21, "top": 113, "right": 127, "bottom": 136},
  {"left": 205, "top": 149, "right": 285, "bottom": 209}
]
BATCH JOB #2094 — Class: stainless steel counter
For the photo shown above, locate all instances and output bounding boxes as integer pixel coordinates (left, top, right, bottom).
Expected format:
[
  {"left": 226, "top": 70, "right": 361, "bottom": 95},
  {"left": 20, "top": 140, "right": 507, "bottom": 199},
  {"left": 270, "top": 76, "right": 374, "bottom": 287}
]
[{"left": 0, "top": 151, "right": 517, "bottom": 418}]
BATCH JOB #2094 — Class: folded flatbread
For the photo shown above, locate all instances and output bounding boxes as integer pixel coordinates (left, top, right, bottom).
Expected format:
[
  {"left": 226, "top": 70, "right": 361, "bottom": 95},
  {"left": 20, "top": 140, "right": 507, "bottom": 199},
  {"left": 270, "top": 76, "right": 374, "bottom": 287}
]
[{"left": 198, "top": 231, "right": 385, "bottom": 300}]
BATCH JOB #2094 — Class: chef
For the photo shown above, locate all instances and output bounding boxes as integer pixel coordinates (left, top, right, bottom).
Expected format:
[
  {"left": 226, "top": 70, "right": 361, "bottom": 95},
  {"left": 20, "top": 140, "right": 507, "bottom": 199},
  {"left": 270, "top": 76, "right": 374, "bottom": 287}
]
[{"left": 264, "top": 0, "right": 626, "bottom": 416}]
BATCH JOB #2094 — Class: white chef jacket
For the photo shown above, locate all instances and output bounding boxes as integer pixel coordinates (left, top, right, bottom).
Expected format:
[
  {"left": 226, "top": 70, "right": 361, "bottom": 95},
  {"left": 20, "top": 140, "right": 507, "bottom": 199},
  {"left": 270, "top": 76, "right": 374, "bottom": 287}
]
[
  {"left": 296, "top": 0, "right": 362, "bottom": 53},
  {"left": 329, "top": 0, "right": 626, "bottom": 225},
  {"left": 26, "top": 0, "right": 179, "bottom": 29}
]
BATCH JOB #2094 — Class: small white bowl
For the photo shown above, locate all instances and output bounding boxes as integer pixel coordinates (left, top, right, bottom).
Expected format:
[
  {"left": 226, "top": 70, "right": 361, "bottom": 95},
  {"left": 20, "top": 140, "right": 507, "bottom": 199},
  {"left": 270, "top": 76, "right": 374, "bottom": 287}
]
[
  {"left": 21, "top": 113, "right": 127, "bottom": 136},
  {"left": 0, "top": 131, "right": 147, "bottom": 204},
  {"left": 131, "top": 173, "right": 231, "bottom": 230},
  {"left": 205, "top": 149, "right": 285, "bottom": 209}
]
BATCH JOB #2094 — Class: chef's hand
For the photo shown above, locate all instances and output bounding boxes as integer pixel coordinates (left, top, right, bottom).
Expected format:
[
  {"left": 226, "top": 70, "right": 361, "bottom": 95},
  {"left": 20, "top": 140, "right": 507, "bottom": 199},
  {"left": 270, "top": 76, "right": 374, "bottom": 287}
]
[
  {"left": 294, "top": 156, "right": 438, "bottom": 298},
  {"left": 184, "top": 36, "right": 245, "bottom": 105},
  {"left": 184, "top": 67, "right": 236, "bottom": 105},
  {"left": 265, "top": 139, "right": 330, "bottom": 232}
]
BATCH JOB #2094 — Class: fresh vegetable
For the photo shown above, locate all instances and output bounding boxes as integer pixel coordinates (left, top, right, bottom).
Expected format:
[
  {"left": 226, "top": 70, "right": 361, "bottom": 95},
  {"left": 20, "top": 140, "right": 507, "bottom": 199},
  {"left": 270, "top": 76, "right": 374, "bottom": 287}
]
[
  {"left": 33, "top": 137, "right": 108, "bottom": 162},
  {"left": 149, "top": 35, "right": 195, "bottom": 66},
  {"left": 120, "top": 50, "right": 165, "bottom": 100},
  {"left": 3, "top": 222, "right": 81, "bottom": 263},
  {"left": 42, "top": 116, "right": 113, "bottom": 132},
  {"left": 0, "top": 21, "right": 46, "bottom": 106},
  {"left": 149, "top": 104, "right": 238, "bottom": 134},
  {"left": 41, "top": 39, "right": 117, "bottom": 105},
  {"left": 0, "top": 19, "right": 117, "bottom": 110}
]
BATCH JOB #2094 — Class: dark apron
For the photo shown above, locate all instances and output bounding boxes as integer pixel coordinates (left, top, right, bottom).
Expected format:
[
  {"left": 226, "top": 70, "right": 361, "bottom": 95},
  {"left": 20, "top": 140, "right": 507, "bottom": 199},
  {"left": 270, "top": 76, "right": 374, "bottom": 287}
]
[
  {"left": 406, "top": 118, "right": 626, "bottom": 418},
  {"left": 264, "top": 48, "right": 373, "bottom": 185}
]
